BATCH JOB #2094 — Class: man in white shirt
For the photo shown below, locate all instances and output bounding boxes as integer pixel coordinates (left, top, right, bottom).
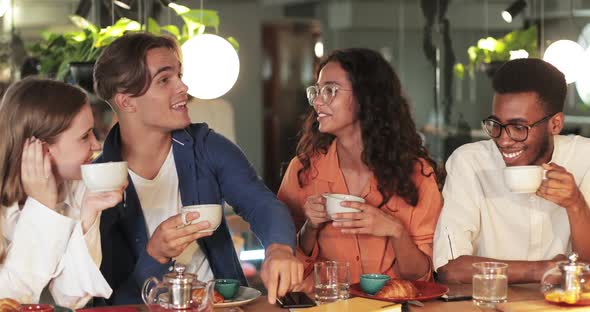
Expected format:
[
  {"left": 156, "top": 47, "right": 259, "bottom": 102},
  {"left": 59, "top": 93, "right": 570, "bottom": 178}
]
[{"left": 433, "top": 58, "right": 590, "bottom": 283}]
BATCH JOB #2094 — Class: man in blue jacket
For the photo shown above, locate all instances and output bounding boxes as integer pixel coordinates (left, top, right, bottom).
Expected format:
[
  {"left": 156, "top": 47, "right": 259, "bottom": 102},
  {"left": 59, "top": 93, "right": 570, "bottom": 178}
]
[{"left": 92, "top": 32, "right": 303, "bottom": 305}]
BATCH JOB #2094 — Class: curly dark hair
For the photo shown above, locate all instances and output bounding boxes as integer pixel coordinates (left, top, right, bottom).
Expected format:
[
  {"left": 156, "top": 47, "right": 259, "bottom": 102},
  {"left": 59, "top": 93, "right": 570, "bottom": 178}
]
[{"left": 296, "top": 48, "right": 437, "bottom": 207}]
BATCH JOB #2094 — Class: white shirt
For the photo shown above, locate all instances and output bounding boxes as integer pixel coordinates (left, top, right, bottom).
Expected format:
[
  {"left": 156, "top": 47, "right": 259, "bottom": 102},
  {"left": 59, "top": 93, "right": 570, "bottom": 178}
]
[
  {"left": 433, "top": 135, "right": 590, "bottom": 271},
  {"left": 129, "top": 147, "right": 213, "bottom": 281},
  {"left": 0, "top": 181, "right": 112, "bottom": 308}
]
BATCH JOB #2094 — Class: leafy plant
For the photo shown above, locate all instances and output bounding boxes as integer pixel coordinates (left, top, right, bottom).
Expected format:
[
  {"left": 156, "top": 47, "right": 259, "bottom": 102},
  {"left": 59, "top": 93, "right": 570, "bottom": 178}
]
[
  {"left": 153, "top": 4, "right": 238, "bottom": 51},
  {"left": 28, "top": 3, "right": 238, "bottom": 80},
  {"left": 29, "top": 17, "right": 140, "bottom": 80},
  {"left": 454, "top": 26, "right": 537, "bottom": 79}
]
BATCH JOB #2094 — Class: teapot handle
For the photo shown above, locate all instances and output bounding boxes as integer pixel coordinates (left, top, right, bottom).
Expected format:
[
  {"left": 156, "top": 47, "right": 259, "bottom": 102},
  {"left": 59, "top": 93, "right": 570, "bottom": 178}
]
[{"left": 142, "top": 277, "right": 160, "bottom": 304}]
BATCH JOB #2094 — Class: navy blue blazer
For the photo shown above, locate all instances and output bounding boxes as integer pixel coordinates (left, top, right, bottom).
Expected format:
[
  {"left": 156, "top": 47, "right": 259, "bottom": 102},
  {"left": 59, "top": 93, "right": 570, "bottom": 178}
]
[{"left": 95, "top": 123, "right": 296, "bottom": 305}]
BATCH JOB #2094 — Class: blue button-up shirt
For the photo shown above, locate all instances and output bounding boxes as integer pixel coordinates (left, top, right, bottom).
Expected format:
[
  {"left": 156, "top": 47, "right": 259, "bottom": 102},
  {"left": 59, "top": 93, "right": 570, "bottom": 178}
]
[{"left": 96, "top": 123, "right": 296, "bottom": 305}]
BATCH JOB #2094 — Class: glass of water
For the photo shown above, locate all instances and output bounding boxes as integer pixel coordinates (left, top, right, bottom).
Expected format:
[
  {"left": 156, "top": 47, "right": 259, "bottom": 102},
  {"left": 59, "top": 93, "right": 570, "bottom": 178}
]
[
  {"left": 314, "top": 261, "right": 350, "bottom": 304},
  {"left": 472, "top": 262, "right": 509, "bottom": 308}
]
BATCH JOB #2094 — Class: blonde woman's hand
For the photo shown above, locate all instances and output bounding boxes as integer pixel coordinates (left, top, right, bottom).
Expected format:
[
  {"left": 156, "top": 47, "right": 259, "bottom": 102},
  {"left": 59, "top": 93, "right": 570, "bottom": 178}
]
[
  {"left": 332, "top": 201, "right": 405, "bottom": 238},
  {"left": 302, "top": 194, "right": 331, "bottom": 229},
  {"left": 20, "top": 137, "right": 58, "bottom": 209},
  {"left": 80, "top": 180, "right": 127, "bottom": 233}
]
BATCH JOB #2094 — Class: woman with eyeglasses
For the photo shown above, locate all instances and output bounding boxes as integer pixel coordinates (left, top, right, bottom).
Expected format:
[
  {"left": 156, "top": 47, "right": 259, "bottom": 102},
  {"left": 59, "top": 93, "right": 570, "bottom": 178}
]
[
  {"left": 0, "top": 78, "right": 123, "bottom": 307},
  {"left": 277, "top": 48, "right": 443, "bottom": 288}
]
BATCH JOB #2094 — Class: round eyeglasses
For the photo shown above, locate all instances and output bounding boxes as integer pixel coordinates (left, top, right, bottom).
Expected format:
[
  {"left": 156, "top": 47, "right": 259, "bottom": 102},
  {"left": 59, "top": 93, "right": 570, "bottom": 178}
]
[
  {"left": 481, "top": 113, "right": 556, "bottom": 142},
  {"left": 306, "top": 84, "right": 353, "bottom": 106}
]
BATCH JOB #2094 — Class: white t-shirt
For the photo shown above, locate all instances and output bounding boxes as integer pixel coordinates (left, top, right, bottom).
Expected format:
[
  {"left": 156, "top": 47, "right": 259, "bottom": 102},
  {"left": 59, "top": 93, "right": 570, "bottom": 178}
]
[
  {"left": 433, "top": 135, "right": 590, "bottom": 270},
  {"left": 129, "top": 148, "right": 213, "bottom": 281}
]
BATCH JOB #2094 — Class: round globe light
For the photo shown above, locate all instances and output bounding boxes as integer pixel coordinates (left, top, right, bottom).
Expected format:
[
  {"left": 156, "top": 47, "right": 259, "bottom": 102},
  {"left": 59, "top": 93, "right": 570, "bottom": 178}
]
[
  {"left": 576, "top": 24, "right": 590, "bottom": 106},
  {"left": 543, "top": 40, "right": 585, "bottom": 84},
  {"left": 181, "top": 34, "right": 240, "bottom": 99},
  {"left": 575, "top": 48, "right": 590, "bottom": 104},
  {"left": 314, "top": 40, "right": 324, "bottom": 58}
]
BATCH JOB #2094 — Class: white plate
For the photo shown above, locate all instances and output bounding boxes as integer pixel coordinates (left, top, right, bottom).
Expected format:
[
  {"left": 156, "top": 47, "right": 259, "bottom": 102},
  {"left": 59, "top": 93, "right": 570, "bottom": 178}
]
[{"left": 214, "top": 286, "right": 262, "bottom": 308}]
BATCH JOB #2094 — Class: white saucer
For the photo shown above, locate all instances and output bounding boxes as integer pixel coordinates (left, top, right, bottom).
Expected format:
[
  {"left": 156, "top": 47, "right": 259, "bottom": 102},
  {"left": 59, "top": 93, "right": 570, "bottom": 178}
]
[{"left": 214, "top": 286, "right": 262, "bottom": 308}]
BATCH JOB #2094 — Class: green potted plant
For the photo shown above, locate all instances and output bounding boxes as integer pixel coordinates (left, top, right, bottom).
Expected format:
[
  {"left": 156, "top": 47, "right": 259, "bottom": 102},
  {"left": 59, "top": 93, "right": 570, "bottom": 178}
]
[
  {"left": 454, "top": 26, "right": 538, "bottom": 79},
  {"left": 27, "top": 3, "right": 237, "bottom": 87},
  {"left": 28, "top": 16, "right": 140, "bottom": 81}
]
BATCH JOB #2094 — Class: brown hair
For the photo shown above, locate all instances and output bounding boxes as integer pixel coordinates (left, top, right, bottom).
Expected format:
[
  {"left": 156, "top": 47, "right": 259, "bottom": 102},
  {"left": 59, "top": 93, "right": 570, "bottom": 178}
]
[
  {"left": 297, "top": 48, "right": 439, "bottom": 208},
  {"left": 0, "top": 77, "right": 87, "bottom": 262},
  {"left": 93, "top": 32, "right": 180, "bottom": 104}
]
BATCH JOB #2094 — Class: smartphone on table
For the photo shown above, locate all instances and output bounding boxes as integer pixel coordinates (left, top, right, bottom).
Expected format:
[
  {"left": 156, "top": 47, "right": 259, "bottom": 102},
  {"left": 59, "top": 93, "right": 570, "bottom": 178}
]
[{"left": 277, "top": 292, "right": 316, "bottom": 309}]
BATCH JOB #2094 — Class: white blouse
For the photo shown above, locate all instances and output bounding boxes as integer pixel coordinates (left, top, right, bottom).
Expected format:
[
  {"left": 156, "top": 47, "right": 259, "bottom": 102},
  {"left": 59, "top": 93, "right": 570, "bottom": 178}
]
[{"left": 0, "top": 181, "right": 112, "bottom": 308}]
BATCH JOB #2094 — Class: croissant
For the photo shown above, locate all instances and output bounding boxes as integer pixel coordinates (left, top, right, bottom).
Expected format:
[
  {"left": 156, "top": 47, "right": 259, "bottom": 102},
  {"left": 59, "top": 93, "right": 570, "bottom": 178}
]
[
  {"left": 0, "top": 298, "right": 20, "bottom": 312},
  {"left": 376, "top": 279, "right": 418, "bottom": 299}
]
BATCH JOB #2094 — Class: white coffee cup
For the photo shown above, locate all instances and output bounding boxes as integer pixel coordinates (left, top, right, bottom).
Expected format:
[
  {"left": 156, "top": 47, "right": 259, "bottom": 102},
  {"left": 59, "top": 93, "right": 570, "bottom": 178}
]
[
  {"left": 181, "top": 204, "right": 222, "bottom": 232},
  {"left": 323, "top": 193, "right": 365, "bottom": 221},
  {"left": 503, "top": 165, "right": 544, "bottom": 193},
  {"left": 81, "top": 161, "right": 128, "bottom": 192}
]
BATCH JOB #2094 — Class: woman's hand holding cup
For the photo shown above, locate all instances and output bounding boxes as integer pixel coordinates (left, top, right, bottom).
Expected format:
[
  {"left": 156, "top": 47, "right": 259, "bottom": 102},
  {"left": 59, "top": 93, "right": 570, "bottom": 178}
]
[
  {"left": 303, "top": 194, "right": 331, "bottom": 229},
  {"left": 80, "top": 183, "right": 127, "bottom": 233}
]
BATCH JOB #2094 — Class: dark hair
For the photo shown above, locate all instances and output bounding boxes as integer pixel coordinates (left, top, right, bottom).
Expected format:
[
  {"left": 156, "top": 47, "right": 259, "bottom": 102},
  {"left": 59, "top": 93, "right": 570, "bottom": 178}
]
[
  {"left": 296, "top": 48, "right": 437, "bottom": 207},
  {"left": 0, "top": 78, "right": 87, "bottom": 262},
  {"left": 93, "top": 32, "right": 180, "bottom": 103},
  {"left": 492, "top": 58, "right": 566, "bottom": 114}
]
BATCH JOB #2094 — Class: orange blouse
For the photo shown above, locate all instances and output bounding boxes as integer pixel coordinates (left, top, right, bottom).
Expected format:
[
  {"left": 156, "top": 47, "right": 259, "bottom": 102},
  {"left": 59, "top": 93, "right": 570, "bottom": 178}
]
[{"left": 277, "top": 141, "right": 442, "bottom": 284}]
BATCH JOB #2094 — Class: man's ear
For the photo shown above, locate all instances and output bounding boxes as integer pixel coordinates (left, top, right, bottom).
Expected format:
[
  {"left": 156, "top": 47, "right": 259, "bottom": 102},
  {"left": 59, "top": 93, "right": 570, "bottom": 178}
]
[
  {"left": 113, "top": 93, "right": 136, "bottom": 113},
  {"left": 549, "top": 112, "right": 564, "bottom": 135}
]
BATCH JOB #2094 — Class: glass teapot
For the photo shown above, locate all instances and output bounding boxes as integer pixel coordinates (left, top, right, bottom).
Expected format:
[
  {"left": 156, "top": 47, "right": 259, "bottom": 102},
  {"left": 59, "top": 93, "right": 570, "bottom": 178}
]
[
  {"left": 142, "top": 263, "right": 215, "bottom": 311},
  {"left": 541, "top": 253, "right": 590, "bottom": 305}
]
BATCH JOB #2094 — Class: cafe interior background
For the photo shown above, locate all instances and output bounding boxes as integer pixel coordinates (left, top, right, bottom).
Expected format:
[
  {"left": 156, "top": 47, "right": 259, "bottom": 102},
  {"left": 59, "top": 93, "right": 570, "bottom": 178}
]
[{"left": 2, "top": 0, "right": 590, "bottom": 291}]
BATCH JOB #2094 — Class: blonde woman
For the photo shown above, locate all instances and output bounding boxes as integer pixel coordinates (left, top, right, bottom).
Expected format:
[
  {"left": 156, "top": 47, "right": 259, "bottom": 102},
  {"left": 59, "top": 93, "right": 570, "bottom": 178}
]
[{"left": 0, "top": 78, "right": 124, "bottom": 307}]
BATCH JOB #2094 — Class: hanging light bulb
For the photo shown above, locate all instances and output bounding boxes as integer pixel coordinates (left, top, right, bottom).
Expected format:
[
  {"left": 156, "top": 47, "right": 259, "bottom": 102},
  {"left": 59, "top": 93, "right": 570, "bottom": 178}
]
[
  {"left": 576, "top": 24, "right": 590, "bottom": 105},
  {"left": 314, "top": 39, "right": 324, "bottom": 58},
  {"left": 0, "top": 0, "right": 9, "bottom": 17},
  {"left": 543, "top": 40, "right": 585, "bottom": 84},
  {"left": 113, "top": 0, "right": 131, "bottom": 10},
  {"left": 181, "top": 34, "right": 240, "bottom": 99},
  {"left": 509, "top": 49, "right": 529, "bottom": 60},
  {"left": 501, "top": 0, "right": 527, "bottom": 23},
  {"left": 575, "top": 48, "right": 590, "bottom": 104}
]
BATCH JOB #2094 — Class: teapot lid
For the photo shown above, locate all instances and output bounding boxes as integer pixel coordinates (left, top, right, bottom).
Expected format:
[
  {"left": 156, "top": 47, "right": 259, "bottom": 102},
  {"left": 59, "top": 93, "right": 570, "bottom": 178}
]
[
  {"left": 164, "top": 263, "right": 197, "bottom": 285},
  {"left": 558, "top": 253, "right": 589, "bottom": 272}
]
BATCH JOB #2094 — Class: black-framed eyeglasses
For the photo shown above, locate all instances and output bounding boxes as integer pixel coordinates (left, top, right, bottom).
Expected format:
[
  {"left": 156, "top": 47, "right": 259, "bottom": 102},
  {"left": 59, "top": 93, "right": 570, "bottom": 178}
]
[
  {"left": 481, "top": 113, "right": 556, "bottom": 142},
  {"left": 306, "top": 84, "right": 353, "bottom": 106}
]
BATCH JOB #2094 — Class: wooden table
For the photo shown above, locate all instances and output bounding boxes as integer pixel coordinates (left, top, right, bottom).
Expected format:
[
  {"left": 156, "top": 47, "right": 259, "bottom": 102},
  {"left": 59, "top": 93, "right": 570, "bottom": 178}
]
[
  {"left": 218, "top": 284, "right": 546, "bottom": 312},
  {"left": 404, "top": 283, "right": 542, "bottom": 312},
  {"left": 103, "top": 284, "right": 557, "bottom": 312}
]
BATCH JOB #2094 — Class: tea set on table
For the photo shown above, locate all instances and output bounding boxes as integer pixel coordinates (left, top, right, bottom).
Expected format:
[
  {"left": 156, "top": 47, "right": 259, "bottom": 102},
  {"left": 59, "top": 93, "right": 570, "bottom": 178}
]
[
  {"left": 142, "top": 264, "right": 261, "bottom": 312},
  {"left": 81, "top": 162, "right": 261, "bottom": 311}
]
